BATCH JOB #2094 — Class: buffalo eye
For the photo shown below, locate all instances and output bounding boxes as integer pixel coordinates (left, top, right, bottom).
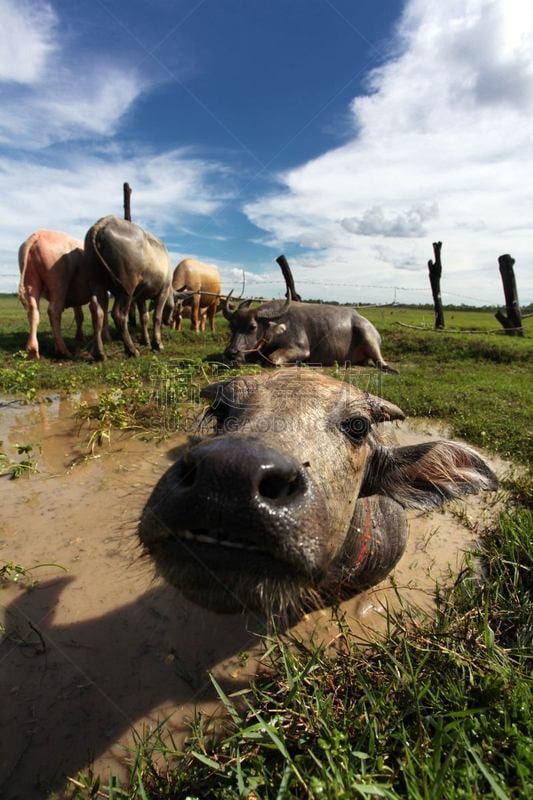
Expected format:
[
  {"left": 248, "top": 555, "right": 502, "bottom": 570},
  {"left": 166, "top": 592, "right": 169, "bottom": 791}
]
[
  {"left": 248, "top": 321, "right": 258, "bottom": 332},
  {"left": 340, "top": 416, "right": 371, "bottom": 443}
]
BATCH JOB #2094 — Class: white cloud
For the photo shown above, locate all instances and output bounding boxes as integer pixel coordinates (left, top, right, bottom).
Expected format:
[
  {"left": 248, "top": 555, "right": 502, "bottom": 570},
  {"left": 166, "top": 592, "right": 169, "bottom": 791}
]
[
  {"left": 0, "top": 148, "right": 230, "bottom": 291},
  {"left": 341, "top": 203, "right": 438, "bottom": 238},
  {"left": 0, "top": 0, "right": 57, "bottom": 84},
  {"left": 244, "top": 0, "right": 533, "bottom": 304},
  {"left": 0, "top": 69, "right": 148, "bottom": 148},
  {"left": 0, "top": 0, "right": 149, "bottom": 148}
]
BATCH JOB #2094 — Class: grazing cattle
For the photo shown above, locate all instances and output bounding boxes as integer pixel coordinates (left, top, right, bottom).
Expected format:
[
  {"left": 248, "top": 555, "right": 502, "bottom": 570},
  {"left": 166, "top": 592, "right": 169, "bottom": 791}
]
[
  {"left": 172, "top": 258, "right": 221, "bottom": 332},
  {"left": 18, "top": 230, "right": 89, "bottom": 359},
  {"left": 139, "top": 370, "right": 497, "bottom": 620},
  {"left": 223, "top": 295, "right": 397, "bottom": 372},
  {"left": 85, "top": 216, "right": 172, "bottom": 360}
]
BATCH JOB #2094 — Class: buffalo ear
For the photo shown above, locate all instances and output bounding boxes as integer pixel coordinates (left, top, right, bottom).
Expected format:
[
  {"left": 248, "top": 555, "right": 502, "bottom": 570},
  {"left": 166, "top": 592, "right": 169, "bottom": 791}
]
[{"left": 360, "top": 440, "right": 498, "bottom": 509}]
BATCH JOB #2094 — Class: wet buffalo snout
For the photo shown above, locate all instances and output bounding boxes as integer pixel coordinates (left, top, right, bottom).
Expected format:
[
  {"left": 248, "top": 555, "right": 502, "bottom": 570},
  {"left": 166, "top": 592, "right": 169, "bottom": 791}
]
[{"left": 175, "top": 438, "right": 307, "bottom": 510}]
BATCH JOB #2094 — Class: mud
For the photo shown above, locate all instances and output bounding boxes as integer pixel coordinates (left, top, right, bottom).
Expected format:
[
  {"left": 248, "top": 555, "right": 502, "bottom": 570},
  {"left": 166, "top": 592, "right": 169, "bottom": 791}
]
[{"left": 0, "top": 398, "right": 506, "bottom": 799}]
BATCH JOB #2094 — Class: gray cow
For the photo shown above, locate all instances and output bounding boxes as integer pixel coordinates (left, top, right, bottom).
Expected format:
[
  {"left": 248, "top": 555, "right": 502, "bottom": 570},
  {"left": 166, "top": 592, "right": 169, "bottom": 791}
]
[
  {"left": 85, "top": 215, "right": 172, "bottom": 360},
  {"left": 223, "top": 294, "right": 397, "bottom": 372},
  {"left": 139, "top": 370, "right": 497, "bottom": 621}
]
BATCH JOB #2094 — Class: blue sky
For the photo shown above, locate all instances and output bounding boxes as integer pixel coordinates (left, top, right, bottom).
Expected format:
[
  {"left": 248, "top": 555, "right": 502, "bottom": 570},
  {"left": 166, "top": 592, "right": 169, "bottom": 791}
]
[{"left": 0, "top": 0, "right": 532, "bottom": 304}]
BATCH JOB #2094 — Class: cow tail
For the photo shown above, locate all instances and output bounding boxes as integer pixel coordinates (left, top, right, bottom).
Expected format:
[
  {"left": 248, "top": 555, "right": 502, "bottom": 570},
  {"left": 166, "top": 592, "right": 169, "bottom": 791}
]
[
  {"left": 90, "top": 219, "right": 128, "bottom": 294},
  {"left": 90, "top": 221, "right": 114, "bottom": 283},
  {"left": 18, "top": 234, "right": 37, "bottom": 309}
]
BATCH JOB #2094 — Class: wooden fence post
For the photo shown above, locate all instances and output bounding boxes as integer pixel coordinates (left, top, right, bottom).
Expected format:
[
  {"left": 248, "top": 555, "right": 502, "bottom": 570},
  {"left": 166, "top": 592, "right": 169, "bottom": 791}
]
[
  {"left": 123, "top": 182, "right": 132, "bottom": 222},
  {"left": 276, "top": 255, "right": 302, "bottom": 301},
  {"left": 495, "top": 254, "right": 523, "bottom": 336},
  {"left": 428, "top": 241, "right": 445, "bottom": 329},
  {"left": 123, "top": 183, "right": 136, "bottom": 327}
]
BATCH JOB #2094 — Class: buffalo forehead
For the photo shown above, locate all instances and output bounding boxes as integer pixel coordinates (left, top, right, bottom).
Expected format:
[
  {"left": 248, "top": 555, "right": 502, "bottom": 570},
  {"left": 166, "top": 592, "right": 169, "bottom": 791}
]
[
  {"left": 231, "top": 370, "right": 367, "bottom": 413},
  {"left": 215, "top": 373, "right": 372, "bottom": 455}
]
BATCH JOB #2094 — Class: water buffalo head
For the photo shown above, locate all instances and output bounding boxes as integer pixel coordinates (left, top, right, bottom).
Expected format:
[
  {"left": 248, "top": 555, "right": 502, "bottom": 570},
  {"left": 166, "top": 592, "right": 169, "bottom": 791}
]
[
  {"left": 138, "top": 370, "right": 497, "bottom": 620},
  {"left": 223, "top": 293, "right": 291, "bottom": 364}
]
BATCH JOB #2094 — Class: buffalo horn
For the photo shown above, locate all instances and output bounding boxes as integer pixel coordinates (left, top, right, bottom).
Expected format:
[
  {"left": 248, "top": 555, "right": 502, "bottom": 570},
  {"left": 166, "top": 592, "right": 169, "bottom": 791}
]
[
  {"left": 256, "top": 290, "right": 292, "bottom": 321},
  {"left": 223, "top": 290, "right": 236, "bottom": 320},
  {"left": 173, "top": 289, "right": 195, "bottom": 301}
]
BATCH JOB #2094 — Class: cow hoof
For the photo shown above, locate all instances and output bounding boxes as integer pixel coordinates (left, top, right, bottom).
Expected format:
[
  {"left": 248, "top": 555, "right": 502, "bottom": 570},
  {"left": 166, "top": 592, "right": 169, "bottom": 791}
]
[
  {"left": 126, "top": 349, "right": 140, "bottom": 358},
  {"left": 152, "top": 341, "right": 163, "bottom": 352},
  {"left": 378, "top": 363, "right": 400, "bottom": 375},
  {"left": 92, "top": 351, "right": 107, "bottom": 362}
]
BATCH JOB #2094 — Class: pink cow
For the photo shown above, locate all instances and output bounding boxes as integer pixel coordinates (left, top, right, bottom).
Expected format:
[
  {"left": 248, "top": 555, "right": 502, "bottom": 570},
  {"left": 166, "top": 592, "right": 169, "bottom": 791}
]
[{"left": 18, "top": 229, "right": 90, "bottom": 359}]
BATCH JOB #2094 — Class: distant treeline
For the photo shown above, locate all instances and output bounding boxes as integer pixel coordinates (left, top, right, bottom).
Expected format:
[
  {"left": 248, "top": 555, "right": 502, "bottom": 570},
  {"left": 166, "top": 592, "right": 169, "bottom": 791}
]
[
  {"left": 1, "top": 292, "right": 531, "bottom": 314},
  {"left": 304, "top": 298, "right": 533, "bottom": 313}
]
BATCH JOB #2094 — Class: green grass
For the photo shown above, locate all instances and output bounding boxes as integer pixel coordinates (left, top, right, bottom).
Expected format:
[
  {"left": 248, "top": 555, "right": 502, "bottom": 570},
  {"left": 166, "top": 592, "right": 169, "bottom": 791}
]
[
  {"left": 1, "top": 296, "right": 532, "bottom": 465},
  {"left": 67, "top": 508, "right": 532, "bottom": 800},
  {"left": 1, "top": 294, "right": 532, "bottom": 799}
]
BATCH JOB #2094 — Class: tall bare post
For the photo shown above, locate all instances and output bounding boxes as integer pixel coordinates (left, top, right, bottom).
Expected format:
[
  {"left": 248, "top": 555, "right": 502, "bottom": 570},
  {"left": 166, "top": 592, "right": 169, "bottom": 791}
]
[
  {"left": 276, "top": 254, "right": 302, "bottom": 301},
  {"left": 495, "top": 254, "right": 523, "bottom": 336},
  {"left": 123, "top": 182, "right": 132, "bottom": 222},
  {"left": 428, "top": 241, "right": 445, "bottom": 329},
  {"left": 123, "top": 183, "right": 136, "bottom": 326}
]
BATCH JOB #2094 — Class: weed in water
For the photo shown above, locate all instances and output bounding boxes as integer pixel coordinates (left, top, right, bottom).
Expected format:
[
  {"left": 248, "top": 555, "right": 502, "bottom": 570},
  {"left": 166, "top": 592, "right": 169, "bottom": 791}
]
[
  {"left": 0, "top": 560, "right": 66, "bottom": 589},
  {"left": 0, "top": 440, "right": 40, "bottom": 479}
]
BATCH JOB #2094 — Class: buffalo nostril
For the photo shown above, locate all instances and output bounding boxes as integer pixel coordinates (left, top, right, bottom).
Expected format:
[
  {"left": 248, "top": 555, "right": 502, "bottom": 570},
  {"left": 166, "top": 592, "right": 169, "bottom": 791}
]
[
  {"left": 176, "top": 456, "right": 197, "bottom": 487},
  {"left": 258, "top": 470, "right": 301, "bottom": 502}
]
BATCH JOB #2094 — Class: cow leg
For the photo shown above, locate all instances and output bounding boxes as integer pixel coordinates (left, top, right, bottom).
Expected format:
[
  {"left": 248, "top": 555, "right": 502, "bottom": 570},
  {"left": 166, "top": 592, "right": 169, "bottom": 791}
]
[
  {"left": 207, "top": 301, "right": 216, "bottom": 332},
  {"left": 190, "top": 294, "right": 201, "bottom": 332},
  {"left": 152, "top": 290, "right": 167, "bottom": 352},
  {"left": 138, "top": 299, "right": 150, "bottom": 346},
  {"left": 200, "top": 313, "right": 207, "bottom": 333},
  {"left": 360, "top": 341, "right": 399, "bottom": 375},
  {"left": 112, "top": 294, "right": 139, "bottom": 357},
  {"left": 47, "top": 291, "right": 72, "bottom": 358},
  {"left": 89, "top": 288, "right": 108, "bottom": 361},
  {"left": 101, "top": 293, "right": 112, "bottom": 343},
  {"left": 266, "top": 346, "right": 311, "bottom": 366},
  {"left": 74, "top": 306, "right": 84, "bottom": 342},
  {"left": 24, "top": 286, "right": 41, "bottom": 359}
]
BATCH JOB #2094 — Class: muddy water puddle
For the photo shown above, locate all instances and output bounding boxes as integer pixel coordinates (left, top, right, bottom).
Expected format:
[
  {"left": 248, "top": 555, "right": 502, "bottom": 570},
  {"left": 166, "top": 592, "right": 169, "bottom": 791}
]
[{"left": 0, "top": 399, "right": 507, "bottom": 799}]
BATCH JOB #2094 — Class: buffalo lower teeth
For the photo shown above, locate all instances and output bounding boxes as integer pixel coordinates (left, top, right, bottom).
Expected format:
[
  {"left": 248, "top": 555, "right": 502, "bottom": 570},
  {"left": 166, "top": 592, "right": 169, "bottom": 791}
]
[{"left": 175, "top": 530, "right": 260, "bottom": 552}]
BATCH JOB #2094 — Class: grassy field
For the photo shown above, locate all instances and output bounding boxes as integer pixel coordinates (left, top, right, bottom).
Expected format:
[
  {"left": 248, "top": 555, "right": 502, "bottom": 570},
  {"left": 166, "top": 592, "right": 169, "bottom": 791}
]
[
  {"left": 1, "top": 294, "right": 532, "bottom": 799},
  {"left": 1, "top": 295, "right": 531, "bottom": 464}
]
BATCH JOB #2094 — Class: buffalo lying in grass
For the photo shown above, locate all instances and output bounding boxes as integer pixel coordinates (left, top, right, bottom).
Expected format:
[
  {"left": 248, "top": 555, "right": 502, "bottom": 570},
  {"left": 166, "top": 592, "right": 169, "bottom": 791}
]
[{"left": 223, "top": 295, "right": 398, "bottom": 372}]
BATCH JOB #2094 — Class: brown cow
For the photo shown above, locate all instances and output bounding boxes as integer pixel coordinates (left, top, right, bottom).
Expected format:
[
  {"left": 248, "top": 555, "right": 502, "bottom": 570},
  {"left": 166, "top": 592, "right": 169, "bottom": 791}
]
[
  {"left": 18, "top": 230, "right": 89, "bottom": 359},
  {"left": 172, "top": 258, "right": 221, "bottom": 332}
]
